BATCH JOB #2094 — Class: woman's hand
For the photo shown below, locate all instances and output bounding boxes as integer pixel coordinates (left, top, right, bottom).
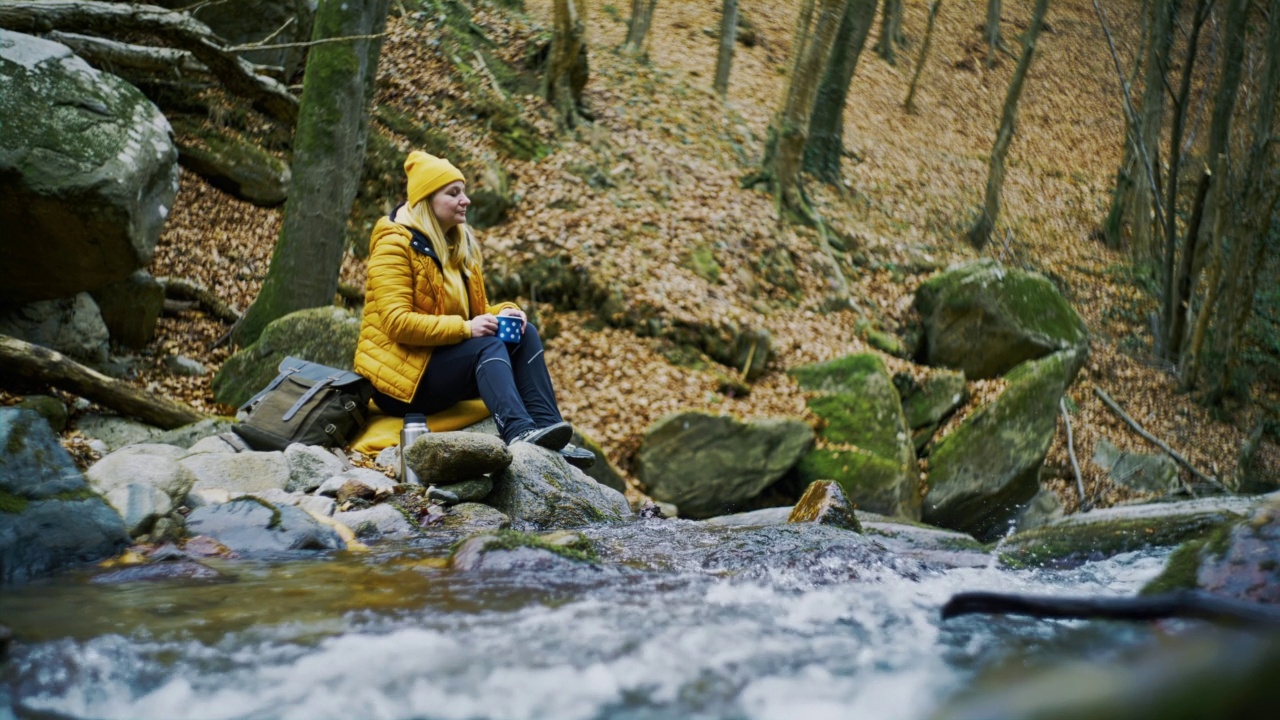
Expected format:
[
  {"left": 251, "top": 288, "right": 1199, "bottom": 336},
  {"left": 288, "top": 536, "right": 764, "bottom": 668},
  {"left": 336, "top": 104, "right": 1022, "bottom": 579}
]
[
  {"left": 497, "top": 307, "right": 527, "bottom": 331},
  {"left": 470, "top": 313, "right": 499, "bottom": 337}
]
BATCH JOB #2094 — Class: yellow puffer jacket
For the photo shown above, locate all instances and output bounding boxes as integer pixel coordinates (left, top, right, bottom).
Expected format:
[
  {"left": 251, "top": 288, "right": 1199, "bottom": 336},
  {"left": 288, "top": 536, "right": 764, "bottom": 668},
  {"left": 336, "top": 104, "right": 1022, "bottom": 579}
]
[{"left": 354, "top": 217, "right": 518, "bottom": 402}]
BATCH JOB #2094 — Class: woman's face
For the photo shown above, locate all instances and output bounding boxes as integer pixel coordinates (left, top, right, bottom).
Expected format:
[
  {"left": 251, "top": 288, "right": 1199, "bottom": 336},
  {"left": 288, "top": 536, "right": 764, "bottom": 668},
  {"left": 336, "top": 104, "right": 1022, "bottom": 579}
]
[{"left": 431, "top": 180, "right": 469, "bottom": 231}]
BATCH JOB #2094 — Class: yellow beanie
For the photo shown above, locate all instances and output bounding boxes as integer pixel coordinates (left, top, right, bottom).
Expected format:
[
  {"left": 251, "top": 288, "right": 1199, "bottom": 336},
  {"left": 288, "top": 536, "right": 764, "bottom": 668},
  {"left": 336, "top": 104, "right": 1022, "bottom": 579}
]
[{"left": 405, "top": 151, "right": 465, "bottom": 206}]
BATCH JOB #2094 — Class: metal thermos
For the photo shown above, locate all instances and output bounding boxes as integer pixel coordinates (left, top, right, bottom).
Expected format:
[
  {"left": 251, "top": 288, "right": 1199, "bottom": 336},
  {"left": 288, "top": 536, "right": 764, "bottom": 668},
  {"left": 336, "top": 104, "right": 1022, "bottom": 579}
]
[{"left": 400, "top": 413, "right": 429, "bottom": 485}]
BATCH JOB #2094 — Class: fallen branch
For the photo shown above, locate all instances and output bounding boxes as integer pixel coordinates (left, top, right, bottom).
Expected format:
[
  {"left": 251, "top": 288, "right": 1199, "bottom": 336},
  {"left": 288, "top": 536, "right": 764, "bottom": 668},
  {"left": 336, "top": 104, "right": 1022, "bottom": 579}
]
[
  {"left": 0, "top": 334, "right": 206, "bottom": 429},
  {"left": 156, "top": 276, "right": 241, "bottom": 323},
  {"left": 0, "top": 0, "right": 298, "bottom": 123},
  {"left": 46, "top": 30, "right": 210, "bottom": 75},
  {"left": 1060, "top": 397, "right": 1089, "bottom": 511},
  {"left": 941, "top": 590, "right": 1280, "bottom": 629},
  {"left": 1093, "top": 387, "right": 1229, "bottom": 494}
]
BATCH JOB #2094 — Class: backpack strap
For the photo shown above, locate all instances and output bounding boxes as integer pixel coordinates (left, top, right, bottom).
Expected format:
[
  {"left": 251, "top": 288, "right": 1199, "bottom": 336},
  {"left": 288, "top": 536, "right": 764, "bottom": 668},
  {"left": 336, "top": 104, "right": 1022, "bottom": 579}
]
[
  {"left": 281, "top": 374, "right": 340, "bottom": 422},
  {"left": 238, "top": 365, "right": 301, "bottom": 413}
]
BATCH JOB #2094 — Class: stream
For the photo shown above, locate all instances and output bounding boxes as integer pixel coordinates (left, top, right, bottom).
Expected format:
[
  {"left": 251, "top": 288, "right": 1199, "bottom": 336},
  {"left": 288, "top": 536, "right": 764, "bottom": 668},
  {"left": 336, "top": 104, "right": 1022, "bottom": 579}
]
[{"left": 1, "top": 519, "right": 1172, "bottom": 720}]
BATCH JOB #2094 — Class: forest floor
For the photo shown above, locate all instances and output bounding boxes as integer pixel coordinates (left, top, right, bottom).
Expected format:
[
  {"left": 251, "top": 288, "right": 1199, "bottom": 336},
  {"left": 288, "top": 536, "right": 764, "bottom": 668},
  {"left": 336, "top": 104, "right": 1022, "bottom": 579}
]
[{"left": 78, "top": 0, "right": 1279, "bottom": 512}]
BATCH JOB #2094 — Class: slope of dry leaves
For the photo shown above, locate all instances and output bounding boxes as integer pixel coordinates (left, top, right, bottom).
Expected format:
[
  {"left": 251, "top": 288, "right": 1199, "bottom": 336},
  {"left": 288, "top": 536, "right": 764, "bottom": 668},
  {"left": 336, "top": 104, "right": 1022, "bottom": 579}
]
[{"left": 120, "top": 0, "right": 1277, "bottom": 510}]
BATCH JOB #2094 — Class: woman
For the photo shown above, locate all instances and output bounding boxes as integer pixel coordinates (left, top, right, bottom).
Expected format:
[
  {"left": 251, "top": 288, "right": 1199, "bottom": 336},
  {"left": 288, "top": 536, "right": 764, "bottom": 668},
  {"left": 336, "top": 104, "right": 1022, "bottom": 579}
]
[{"left": 354, "top": 151, "right": 593, "bottom": 468}]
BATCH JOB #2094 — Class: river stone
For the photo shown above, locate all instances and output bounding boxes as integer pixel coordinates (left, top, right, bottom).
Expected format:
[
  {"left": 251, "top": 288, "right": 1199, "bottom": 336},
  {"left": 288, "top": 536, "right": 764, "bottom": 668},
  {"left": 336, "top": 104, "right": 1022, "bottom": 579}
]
[
  {"left": 913, "top": 259, "right": 1088, "bottom": 380},
  {"left": 1092, "top": 437, "right": 1179, "bottom": 494},
  {"left": 108, "top": 442, "right": 190, "bottom": 460},
  {"left": 637, "top": 411, "right": 812, "bottom": 519},
  {"left": 702, "top": 506, "right": 793, "bottom": 528},
  {"left": 317, "top": 468, "right": 396, "bottom": 498},
  {"left": 1145, "top": 497, "right": 1280, "bottom": 602},
  {"left": 334, "top": 504, "right": 414, "bottom": 540},
  {"left": 90, "top": 270, "right": 165, "bottom": 348},
  {"left": 790, "top": 354, "right": 918, "bottom": 519},
  {"left": 857, "top": 513, "right": 991, "bottom": 569},
  {"left": 403, "top": 432, "right": 512, "bottom": 487},
  {"left": 103, "top": 483, "right": 172, "bottom": 537},
  {"left": 14, "top": 395, "right": 68, "bottom": 433},
  {"left": 435, "top": 502, "right": 510, "bottom": 534},
  {"left": 0, "top": 408, "right": 130, "bottom": 584},
  {"left": 0, "top": 30, "right": 179, "bottom": 305},
  {"left": 284, "top": 443, "right": 348, "bottom": 493},
  {"left": 86, "top": 449, "right": 194, "bottom": 504},
  {"left": 75, "top": 414, "right": 164, "bottom": 452},
  {"left": 787, "top": 480, "right": 862, "bottom": 532},
  {"left": 698, "top": 524, "right": 920, "bottom": 586},
  {"left": 0, "top": 293, "right": 110, "bottom": 364},
  {"left": 489, "top": 443, "right": 631, "bottom": 529},
  {"left": 433, "top": 477, "right": 494, "bottom": 504},
  {"left": 924, "top": 348, "right": 1082, "bottom": 542},
  {"left": 181, "top": 450, "right": 291, "bottom": 498},
  {"left": 449, "top": 530, "right": 600, "bottom": 572},
  {"left": 211, "top": 306, "right": 361, "bottom": 407},
  {"left": 896, "top": 367, "right": 966, "bottom": 451},
  {"left": 185, "top": 497, "right": 345, "bottom": 554}
]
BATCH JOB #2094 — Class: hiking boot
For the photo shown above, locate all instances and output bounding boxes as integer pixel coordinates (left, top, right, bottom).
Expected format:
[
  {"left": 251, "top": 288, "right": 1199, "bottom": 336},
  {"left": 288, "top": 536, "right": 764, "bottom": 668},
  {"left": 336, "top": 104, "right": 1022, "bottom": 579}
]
[
  {"left": 559, "top": 443, "right": 596, "bottom": 469},
  {"left": 510, "top": 421, "right": 572, "bottom": 451}
]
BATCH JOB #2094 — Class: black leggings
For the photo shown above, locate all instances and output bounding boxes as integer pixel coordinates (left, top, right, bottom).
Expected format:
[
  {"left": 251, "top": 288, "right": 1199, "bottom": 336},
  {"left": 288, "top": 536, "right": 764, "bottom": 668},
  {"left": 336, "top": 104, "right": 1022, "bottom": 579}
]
[{"left": 372, "top": 324, "right": 563, "bottom": 444}]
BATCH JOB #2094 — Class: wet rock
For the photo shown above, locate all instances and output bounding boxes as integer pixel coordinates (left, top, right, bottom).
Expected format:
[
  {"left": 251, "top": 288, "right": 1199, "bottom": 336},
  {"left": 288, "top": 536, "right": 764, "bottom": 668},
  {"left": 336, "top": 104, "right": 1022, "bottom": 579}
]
[
  {"left": 913, "top": 259, "right": 1088, "bottom": 380},
  {"left": 1013, "top": 489, "right": 1063, "bottom": 533},
  {"left": 284, "top": 443, "right": 348, "bottom": 493},
  {"left": 1092, "top": 437, "right": 1179, "bottom": 495},
  {"left": 450, "top": 530, "right": 600, "bottom": 572},
  {"left": 318, "top": 468, "right": 396, "bottom": 500},
  {"left": 702, "top": 506, "right": 792, "bottom": 528},
  {"left": 298, "top": 495, "right": 336, "bottom": 518},
  {"left": 91, "top": 270, "right": 165, "bottom": 349},
  {"left": 790, "top": 354, "right": 917, "bottom": 518},
  {"left": 787, "top": 480, "right": 862, "bottom": 532},
  {"left": 924, "top": 348, "right": 1083, "bottom": 542},
  {"left": 489, "top": 443, "right": 631, "bottom": 529},
  {"left": 637, "top": 410, "right": 812, "bottom": 519},
  {"left": 1144, "top": 497, "right": 1280, "bottom": 603},
  {"left": 403, "top": 431, "right": 512, "bottom": 486},
  {"left": 0, "top": 30, "right": 178, "bottom": 305},
  {"left": 103, "top": 484, "right": 172, "bottom": 537},
  {"left": 1, "top": 408, "right": 130, "bottom": 583},
  {"left": 90, "top": 559, "right": 223, "bottom": 584},
  {"left": 434, "top": 503, "right": 510, "bottom": 535},
  {"left": 859, "top": 514, "right": 991, "bottom": 569},
  {"left": 0, "top": 293, "right": 110, "bottom": 364},
  {"left": 181, "top": 449, "right": 291, "bottom": 499},
  {"left": 185, "top": 497, "right": 344, "bottom": 554},
  {"left": 211, "top": 307, "right": 361, "bottom": 407},
  {"left": 334, "top": 504, "right": 414, "bottom": 540},
  {"left": 431, "top": 476, "right": 493, "bottom": 504},
  {"left": 699, "top": 524, "right": 922, "bottom": 586}
]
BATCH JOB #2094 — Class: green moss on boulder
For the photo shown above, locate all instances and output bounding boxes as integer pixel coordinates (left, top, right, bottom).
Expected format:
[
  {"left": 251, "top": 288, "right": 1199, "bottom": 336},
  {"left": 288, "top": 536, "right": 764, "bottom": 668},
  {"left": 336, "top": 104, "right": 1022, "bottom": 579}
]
[{"left": 212, "top": 307, "right": 361, "bottom": 407}]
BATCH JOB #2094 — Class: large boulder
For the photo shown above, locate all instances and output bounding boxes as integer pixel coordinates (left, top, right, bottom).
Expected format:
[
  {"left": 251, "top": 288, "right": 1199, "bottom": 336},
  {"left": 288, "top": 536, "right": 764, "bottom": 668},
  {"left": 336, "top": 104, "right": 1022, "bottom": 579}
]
[
  {"left": 0, "top": 30, "right": 178, "bottom": 304},
  {"left": 181, "top": 450, "right": 292, "bottom": 501},
  {"left": 914, "top": 259, "right": 1088, "bottom": 380},
  {"left": 89, "top": 270, "right": 165, "bottom": 349},
  {"left": 0, "top": 408, "right": 129, "bottom": 583},
  {"left": 1092, "top": 437, "right": 1179, "bottom": 495},
  {"left": 0, "top": 293, "right": 110, "bottom": 363},
  {"left": 211, "top": 306, "right": 362, "bottom": 407},
  {"left": 790, "top": 354, "right": 919, "bottom": 519},
  {"left": 896, "top": 367, "right": 966, "bottom": 451},
  {"left": 924, "top": 349, "right": 1082, "bottom": 542},
  {"left": 638, "top": 411, "right": 812, "bottom": 518},
  {"left": 86, "top": 445, "right": 195, "bottom": 536},
  {"left": 185, "top": 497, "right": 345, "bottom": 554},
  {"left": 488, "top": 444, "right": 631, "bottom": 529}
]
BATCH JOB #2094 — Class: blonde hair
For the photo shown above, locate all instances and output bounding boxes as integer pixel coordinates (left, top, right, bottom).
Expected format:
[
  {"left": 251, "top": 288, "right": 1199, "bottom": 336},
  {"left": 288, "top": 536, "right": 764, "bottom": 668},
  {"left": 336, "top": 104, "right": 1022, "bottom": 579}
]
[{"left": 398, "top": 194, "right": 483, "bottom": 273}]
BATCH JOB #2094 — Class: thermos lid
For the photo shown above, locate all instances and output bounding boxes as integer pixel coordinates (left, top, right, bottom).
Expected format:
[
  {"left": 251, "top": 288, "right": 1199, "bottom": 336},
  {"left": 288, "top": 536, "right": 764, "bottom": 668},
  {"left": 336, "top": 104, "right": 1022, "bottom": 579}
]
[{"left": 404, "top": 413, "right": 427, "bottom": 425}]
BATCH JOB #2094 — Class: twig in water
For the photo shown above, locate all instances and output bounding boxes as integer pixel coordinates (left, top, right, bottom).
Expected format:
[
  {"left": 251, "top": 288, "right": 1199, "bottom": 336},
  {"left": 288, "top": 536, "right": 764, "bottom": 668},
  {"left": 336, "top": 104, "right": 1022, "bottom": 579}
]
[
  {"left": 1060, "top": 397, "right": 1089, "bottom": 511},
  {"left": 1093, "top": 387, "right": 1230, "bottom": 494},
  {"left": 941, "top": 590, "right": 1280, "bottom": 629}
]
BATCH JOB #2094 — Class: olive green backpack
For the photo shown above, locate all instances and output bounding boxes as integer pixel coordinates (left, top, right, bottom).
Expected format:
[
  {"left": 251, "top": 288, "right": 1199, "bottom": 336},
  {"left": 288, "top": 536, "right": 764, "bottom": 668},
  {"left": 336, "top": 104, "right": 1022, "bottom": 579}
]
[{"left": 231, "top": 357, "right": 374, "bottom": 451}]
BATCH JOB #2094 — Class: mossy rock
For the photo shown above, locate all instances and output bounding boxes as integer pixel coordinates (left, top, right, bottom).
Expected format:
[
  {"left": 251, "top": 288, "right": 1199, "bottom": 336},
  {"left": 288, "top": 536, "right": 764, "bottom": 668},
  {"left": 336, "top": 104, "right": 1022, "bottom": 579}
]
[
  {"left": 914, "top": 259, "right": 1088, "bottom": 380},
  {"left": 787, "top": 480, "right": 862, "bottom": 532},
  {"left": 1143, "top": 497, "right": 1280, "bottom": 601},
  {"left": 897, "top": 367, "right": 966, "bottom": 431},
  {"left": 172, "top": 117, "right": 291, "bottom": 207},
  {"left": 790, "top": 354, "right": 919, "bottom": 518},
  {"left": 924, "top": 349, "right": 1080, "bottom": 542},
  {"left": 211, "top": 307, "right": 361, "bottom": 408}
]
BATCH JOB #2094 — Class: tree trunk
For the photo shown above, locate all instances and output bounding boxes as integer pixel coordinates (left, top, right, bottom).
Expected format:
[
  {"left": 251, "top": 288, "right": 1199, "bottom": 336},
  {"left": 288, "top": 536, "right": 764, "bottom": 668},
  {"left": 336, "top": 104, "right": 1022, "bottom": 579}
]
[
  {"left": 623, "top": 0, "right": 658, "bottom": 54},
  {"left": 875, "top": 0, "right": 904, "bottom": 64},
  {"left": 803, "top": 0, "right": 878, "bottom": 184},
  {"left": 984, "top": 0, "right": 1002, "bottom": 67},
  {"left": 763, "top": 0, "right": 846, "bottom": 214},
  {"left": 1159, "top": 0, "right": 1211, "bottom": 360},
  {"left": 0, "top": 335, "right": 206, "bottom": 429},
  {"left": 1100, "top": 6, "right": 1152, "bottom": 250},
  {"left": 1181, "top": 153, "right": 1229, "bottom": 391},
  {"left": 904, "top": 0, "right": 943, "bottom": 113},
  {"left": 1129, "top": 0, "right": 1174, "bottom": 267},
  {"left": 544, "top": 0, "right": 588, "bottom": 125},
  {"left": 967, "top": 0, "right": 1050, "bottom": 249},
  {"left": 713, "top": 0, "right": 739, "bottom": 96},
  {"left": 233, "top": 0, "right": 389, "bottom": 346},
  {"left": 1167, "top": 167, "right": 1212, "bottom": 360}
]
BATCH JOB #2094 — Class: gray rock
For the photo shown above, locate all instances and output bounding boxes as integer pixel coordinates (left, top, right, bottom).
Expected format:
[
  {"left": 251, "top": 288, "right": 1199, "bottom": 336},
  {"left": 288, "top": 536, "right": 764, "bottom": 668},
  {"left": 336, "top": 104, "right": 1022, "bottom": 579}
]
[
  {"left": 90, "top": 270, "right": 164, "bottom": 348},
  {"left": 172, "top": 118, "right": 291, "bottom": 207},
  {"left": 0, "top": 293, "right": 110, "bottom": 363},
  {"left": 924, "top": 349, "right": 1083, "bottom": 542},
  {"left": 637, "top": 410, "right": 812, "bottom": 519},
  {"left": 181, "top": 450, "right": 291, "bottom": 497},
  {"left": 0, "top": 408, "right": 130, "bottom": 584},
  {"left": 108, "top": 443, "right": 190, "bottom": 460},
  {"left": 297, "top": 495, "right": 336, "bottom": 518},
  {"left": 489, "top": 443, "right": 632, "bottom": 529},
  {"left": 184, "top": 498, "right": 344, "bottom": 554},
  {"left": 14, "top": 395, "right": 68, "bottom": 433},
  {"left": 404, "top": 431, "right": 512, "bottom": 486},
  {"left": 104, "top": 483, "right": 172, "bottom": 537},
  {"left": 334, "top": 504, "right": 413, "bottom": 539},
  {"left": 163, "top": 354, "right": 208, "bottom": 377},
  {"left": 284, "top": 443, "right": 348, "bottom": 493},
  {"left": 572, "top": 428, "right": 626, "bottom": 495},
  {"left": 211, "top": 306, "right": 362, "bottom": 407},
  {"left": 434, "top": 503, "right": 510, "bottom": 535},
  {"left": 75, "top": 414, "right": 164, "bottom": 452},
  {"left": 316, "top": 468, "right": 396, "bottom": 498},
  {"left": 1143, "top": 495, "right": 1280, "bottom": 603},
  {"left": 787, "top": 480, "right": 862, "bottom": 532},
  {"left": 914, "top": 259, "right": 1088, "bottom": 379},
  {"left": 790, "top": 354, "right": 918, "bottom": 518},
  {"left": 0, "top": 30, "right": 178, "bottom": 305},
  {"left": 1013, "top": 489, "right": 1064, "bottom": 533},
  {"left": 858, "top": 514, "right": 991, "bottom": 569},
  {"left": 186, "top": 434, "right": 244, "bottom": 455},
  {"left": 432, "top": 476, "right": 493, "bottom": 504},
  {"left": 449, "top": 530, "right": 600, "bottom": 572},
  {"left": 701, "top": 506, "right": 793, "bottom": 528},
  {"left": 1092, "top": 437, "right": 1179, "bottom": 494},
  {"left": 86, "top": 450, "right": 194, "bottom": 503},
  {"left": 897, "top": 366, "right": 966, "bottom": 450},
  {"left": 150, "top": 418, "right": 237, "bottom": 450}
]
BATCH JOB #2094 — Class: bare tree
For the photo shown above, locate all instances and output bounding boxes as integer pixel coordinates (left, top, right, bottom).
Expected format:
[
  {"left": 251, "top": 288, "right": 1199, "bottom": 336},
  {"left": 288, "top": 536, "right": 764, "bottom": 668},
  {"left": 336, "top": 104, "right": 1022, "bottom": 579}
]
[
  {"left": 905, "top": 0, "right": 944, "bottom": 112},
  {"left": 1129, "top": 0, "right": 1175, "bottom": 265},
  {"left": 544, "top": 0, "right": 588, "bottom": 126},
  {"left": 234, "top": 0, "right": 390, "bottom": 345},
  {"left": 875, "top": 0, "right": 905, "bottom": 64},
  {"left": 622, "top": 0, "right": 658, "bottom": 55},
  {"left": 984, "top": 0, "right": 1004, "bottom": 67},
  {"left": 967, "top": 0, "right": 1050, "bottom": 249},
  {"left": 804, "top": 0, "right": 878, "bottom": 183},
  {"left": 714, "top": 0, "right": 739, "bottom": 96}
]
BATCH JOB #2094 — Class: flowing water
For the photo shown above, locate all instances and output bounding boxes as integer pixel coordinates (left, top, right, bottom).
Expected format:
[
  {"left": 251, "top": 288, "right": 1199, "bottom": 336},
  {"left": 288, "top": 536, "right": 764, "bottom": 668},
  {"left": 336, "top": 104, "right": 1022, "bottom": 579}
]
[{"left": 1, "top": 519, "right": 1171, "bottom": 720}]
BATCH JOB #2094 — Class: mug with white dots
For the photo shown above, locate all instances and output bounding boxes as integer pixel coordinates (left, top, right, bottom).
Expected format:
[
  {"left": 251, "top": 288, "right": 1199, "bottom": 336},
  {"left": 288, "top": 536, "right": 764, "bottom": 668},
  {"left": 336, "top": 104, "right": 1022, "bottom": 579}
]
[{"left": 496, "top": 315, "right": 523, "bottom": 344}]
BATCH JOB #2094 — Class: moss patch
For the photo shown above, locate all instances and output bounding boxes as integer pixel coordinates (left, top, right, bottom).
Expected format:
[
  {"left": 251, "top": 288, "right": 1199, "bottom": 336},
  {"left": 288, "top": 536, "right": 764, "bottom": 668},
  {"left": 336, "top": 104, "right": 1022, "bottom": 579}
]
[
  {"left": 1000, "top": 512, "right": 1240, "bottom": 569},
  {"left": 455, "top": 529, "right": 598, "bottom": 563},
  {"left": 0, "top": 489, "right": 30, "bottom": 514}
]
